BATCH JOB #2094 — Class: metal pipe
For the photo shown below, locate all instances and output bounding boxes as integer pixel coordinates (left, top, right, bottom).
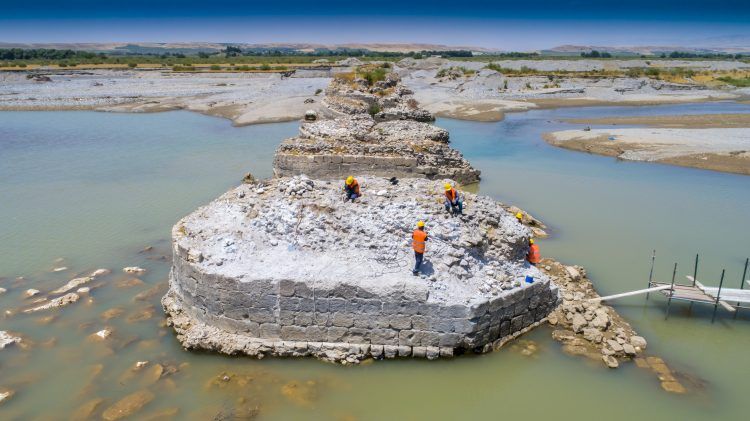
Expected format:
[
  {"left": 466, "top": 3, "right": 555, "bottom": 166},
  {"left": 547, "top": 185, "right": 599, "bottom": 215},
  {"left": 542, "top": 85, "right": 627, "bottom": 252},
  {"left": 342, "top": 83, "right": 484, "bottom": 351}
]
[
  {"left": 735, "top": 258, "right": 749, "bottom": 320},
  {"left": 666, "top": 262, "right": 677, "bottom": 320},
  {"left": 646, "top": 250, "right": 656, "bottom": 300},
  {"left": 692, "top": 254, "right": 699, "bottom": 287},
  {"left": 712, "top": 269, "right": 726, "bottom": 323},
  {"left": 689, "top": 253, "right": 699, "bottom": 313}
]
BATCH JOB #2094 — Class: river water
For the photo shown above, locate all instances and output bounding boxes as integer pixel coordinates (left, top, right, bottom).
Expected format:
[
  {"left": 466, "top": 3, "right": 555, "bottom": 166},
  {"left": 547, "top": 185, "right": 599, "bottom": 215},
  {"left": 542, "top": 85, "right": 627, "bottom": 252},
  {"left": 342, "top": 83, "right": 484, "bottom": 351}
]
[{"left": 1, "top": 103, "right": 749, "bottom": 419}]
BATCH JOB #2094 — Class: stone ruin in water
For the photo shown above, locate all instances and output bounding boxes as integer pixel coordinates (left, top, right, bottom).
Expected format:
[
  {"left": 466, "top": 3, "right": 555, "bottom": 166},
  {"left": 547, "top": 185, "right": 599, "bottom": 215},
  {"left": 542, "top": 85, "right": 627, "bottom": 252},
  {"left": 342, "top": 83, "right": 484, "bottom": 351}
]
[
  {"left": 273, "top": 68, "right": 481, "bottom": 184},
  {"left": 163, "top": 69, "right": 559, "bottom": 363}
]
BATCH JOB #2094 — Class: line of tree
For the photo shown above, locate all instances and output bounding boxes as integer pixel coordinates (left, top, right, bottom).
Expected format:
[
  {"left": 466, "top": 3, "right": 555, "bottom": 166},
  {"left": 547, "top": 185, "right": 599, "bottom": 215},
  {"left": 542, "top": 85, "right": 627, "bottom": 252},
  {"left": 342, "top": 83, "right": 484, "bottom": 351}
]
[
  {"left": 661, "top": 51, "right": 744, "bottom": 59},
  {"left": 220, "top": 46, "right": 474, "bottom": 58},
  {"left": 580, "top": 50, "right": 612, "bottom": 58},
  {"left": 0, "top": 48, "right": 107, "bottom": 60}
]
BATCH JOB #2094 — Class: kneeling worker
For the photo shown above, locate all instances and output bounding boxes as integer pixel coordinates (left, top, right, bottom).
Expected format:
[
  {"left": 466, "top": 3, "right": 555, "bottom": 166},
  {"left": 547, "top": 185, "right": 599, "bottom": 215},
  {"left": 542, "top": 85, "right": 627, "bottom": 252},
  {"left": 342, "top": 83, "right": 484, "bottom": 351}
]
[
  {"left": 344, "top": 176, "right": 360, "bottom": 202},
  {"left": 412, "top": 221, "right": 429, "bottom": 275},
  {"left": 526, "top": 238, "right": 541, "bottom": 266},
  {"left": 444, "top": 183, "right": 463, "bottom": 216}
]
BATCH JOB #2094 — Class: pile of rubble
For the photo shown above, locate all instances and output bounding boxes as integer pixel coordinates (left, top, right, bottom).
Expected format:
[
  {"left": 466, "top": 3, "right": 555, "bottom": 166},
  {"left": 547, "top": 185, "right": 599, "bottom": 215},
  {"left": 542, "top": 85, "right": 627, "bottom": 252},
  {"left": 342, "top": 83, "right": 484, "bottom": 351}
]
[{"left": 540, "top": 260, "right": 648, "bottom": 368}]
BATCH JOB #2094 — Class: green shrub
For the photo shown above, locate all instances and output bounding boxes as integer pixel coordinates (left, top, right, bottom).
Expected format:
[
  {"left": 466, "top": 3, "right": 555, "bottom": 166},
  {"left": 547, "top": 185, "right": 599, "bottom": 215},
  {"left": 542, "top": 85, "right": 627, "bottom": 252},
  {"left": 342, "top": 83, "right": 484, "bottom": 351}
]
[
  {"left": 360, "top": 67, "right": 387, "bottom": 85},
  {"left": 314, "top": 88, "right": 322, "bottom": 95},
  {"left": 717, "top": 76, "right": 750, "bottom": 87},
  {"left": 210, "top": 65, "right": 221, "bottom": 71},
  {"left": 128, "top": 63, "right": 137, "bottom": 68},
  {"left": 260, "top": 63, "right": 271, "bottom": 71},
  {"left": 368, "top": 103, "right": 381, "bottom": 116}
]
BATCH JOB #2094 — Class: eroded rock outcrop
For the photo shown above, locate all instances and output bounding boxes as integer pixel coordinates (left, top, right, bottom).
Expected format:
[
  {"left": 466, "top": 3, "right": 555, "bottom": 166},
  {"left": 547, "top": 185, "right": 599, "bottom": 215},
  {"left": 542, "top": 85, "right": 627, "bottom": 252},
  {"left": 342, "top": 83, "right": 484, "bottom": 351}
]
[
  {"left": 163, "top": 176, "right": 558, "bottom": 363},
  {"left": 273, "top": 68, "right": 480, "bottom": 184}
]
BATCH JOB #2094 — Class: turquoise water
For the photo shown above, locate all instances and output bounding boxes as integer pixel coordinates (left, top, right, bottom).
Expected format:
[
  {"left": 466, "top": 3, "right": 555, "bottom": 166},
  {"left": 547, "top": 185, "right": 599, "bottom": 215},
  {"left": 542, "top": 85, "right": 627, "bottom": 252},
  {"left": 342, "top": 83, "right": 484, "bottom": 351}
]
[{"left": 1, "top": 105, "right": 749, "bottom": 419}]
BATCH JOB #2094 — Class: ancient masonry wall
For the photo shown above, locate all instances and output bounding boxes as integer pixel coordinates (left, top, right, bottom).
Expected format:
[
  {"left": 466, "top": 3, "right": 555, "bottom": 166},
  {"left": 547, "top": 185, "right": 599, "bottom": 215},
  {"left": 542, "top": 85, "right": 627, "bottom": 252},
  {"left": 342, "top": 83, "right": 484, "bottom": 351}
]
[
  {"left": 273, "top": 154, "right": 480, "bottom": 185},
  {"left": 167, "top": 243, "right": 558, "bottom": 359}
]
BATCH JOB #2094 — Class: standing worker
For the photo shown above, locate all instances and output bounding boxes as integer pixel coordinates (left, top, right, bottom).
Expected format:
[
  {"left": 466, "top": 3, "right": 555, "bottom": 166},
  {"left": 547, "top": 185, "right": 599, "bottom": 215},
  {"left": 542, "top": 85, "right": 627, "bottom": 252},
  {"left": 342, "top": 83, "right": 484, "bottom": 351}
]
[
  {"left": 344, "top": 176, "right": 360, "bottom": 202},
  {"left": 527, "top": 238, "right": 541, "bottom": 266},
  {"left": 412, "top": 221, "right": 429, "bottom": 275},
  {"left": 516, "top": 212, "right": 523, "bottom": 223},
  {"left": 443, "top": 183, "right": 463, "bottom": 216}
]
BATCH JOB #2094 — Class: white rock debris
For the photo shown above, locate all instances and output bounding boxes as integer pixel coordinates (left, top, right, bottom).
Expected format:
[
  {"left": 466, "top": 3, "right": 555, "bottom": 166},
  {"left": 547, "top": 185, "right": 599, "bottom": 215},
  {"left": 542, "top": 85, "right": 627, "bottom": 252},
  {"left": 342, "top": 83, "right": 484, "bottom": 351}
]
[{"left": 123, "top": 266, "right": 146, "bottom": 274}]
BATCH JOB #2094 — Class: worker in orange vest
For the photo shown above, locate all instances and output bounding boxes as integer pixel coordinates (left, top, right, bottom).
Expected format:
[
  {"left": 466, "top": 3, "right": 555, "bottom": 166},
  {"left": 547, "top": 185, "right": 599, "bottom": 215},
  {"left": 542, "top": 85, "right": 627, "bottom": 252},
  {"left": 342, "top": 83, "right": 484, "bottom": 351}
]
[
  {"left": 527, "top": 238, "right": 541, "bottom": 266},
  {"left": 443, "top": 183, "right": 463, "bottom": 216},
  {"left": 412, "top": 220, "right": 429, "bottom": 275},
  {"left": 344, "top": 176, "right": 361, "bottom": 202}
]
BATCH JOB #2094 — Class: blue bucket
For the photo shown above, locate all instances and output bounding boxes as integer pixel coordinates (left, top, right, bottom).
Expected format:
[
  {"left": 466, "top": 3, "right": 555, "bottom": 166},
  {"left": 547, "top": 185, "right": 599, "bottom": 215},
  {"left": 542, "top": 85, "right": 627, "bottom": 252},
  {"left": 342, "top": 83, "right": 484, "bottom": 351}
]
[{"left": 525, "top": 275, "right": 534, "bottom": 284}]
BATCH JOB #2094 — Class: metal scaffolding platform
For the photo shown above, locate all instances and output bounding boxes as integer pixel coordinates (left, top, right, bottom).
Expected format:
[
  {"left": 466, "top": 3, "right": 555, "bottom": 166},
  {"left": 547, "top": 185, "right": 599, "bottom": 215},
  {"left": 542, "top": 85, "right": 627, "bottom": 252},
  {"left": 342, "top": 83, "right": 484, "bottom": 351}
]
[{"left": 646, "top": 252, "right": 750, "bottom": 322}]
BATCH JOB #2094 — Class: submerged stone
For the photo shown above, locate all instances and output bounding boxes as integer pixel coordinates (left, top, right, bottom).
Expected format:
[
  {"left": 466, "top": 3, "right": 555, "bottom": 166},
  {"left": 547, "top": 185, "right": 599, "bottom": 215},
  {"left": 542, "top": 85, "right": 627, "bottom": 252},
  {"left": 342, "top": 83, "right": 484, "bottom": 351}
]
[
  {"left": 101, "top": 390, "right": 155, "bottom": 421},
  {"left": 71, "top": 397, "right": 105, "bottom": 420},
  {"left": 51, "top": 276, "right": 92, "bottom": 295},
  {"left": 123, "top": 266, "right": 146, "bottom": 275},
  {"left": 0, "top": 388, "right": 15, "bottom": 406},
  {"left": 0, "top": 331, "right": 22, "bottom": 350},
  {"left": 163, "top": 176, "right": 558, "bottom": 362},
  {"left": 23, "top": 293, "right": 79, "bottom": 313}
]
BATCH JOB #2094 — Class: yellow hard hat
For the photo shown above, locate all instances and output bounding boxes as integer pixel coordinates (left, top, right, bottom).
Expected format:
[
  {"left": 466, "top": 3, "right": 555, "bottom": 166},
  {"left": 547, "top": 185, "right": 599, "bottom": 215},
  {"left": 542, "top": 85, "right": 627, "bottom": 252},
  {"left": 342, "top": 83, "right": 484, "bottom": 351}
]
[
  {"left": 529, "top": 238, "right": 534, "bottom": 245},
  {"left": 417, "top": 220, "right": 425, "bottom": 228},
  {"left": 444, "top": 183, "right": 452, "bottom": 191},
  {"left": 515, "top": 212, "right": 523, "bottom": 220},
  {"left": 346, "top": 176, "right": 354, "bottom": 185}
]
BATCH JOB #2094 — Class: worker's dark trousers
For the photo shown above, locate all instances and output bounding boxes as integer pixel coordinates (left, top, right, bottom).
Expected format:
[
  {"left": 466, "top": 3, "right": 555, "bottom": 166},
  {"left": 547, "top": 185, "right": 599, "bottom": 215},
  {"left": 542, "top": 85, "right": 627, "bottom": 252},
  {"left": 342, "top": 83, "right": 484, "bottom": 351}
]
[
  {"left": 413, "top": 251, "right": 424, "bottom": 273},
  {"left": 444, "top": 199, "right": 463, "bottom": 214}
]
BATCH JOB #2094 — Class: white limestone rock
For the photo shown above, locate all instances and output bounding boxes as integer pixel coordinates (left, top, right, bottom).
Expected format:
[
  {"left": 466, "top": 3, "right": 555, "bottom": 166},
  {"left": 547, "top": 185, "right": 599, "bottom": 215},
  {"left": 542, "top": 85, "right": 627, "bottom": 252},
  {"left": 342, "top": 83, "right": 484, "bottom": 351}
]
[
  {"left": 51, "top": 276, "right": 92, "bottom": 295},
  {"left": 0, "top": 331, "right": 22, "bottom": 350},
  {"left": 23, "top": 293, "right": 79, "bottom": 313}
]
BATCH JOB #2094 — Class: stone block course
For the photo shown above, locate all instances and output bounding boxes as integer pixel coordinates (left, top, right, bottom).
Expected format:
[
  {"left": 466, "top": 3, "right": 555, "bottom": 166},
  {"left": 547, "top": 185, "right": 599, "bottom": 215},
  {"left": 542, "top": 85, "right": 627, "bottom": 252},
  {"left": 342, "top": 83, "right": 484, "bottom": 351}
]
[{"left": 164, "top": 173, "right": 557, "bottom": 362}]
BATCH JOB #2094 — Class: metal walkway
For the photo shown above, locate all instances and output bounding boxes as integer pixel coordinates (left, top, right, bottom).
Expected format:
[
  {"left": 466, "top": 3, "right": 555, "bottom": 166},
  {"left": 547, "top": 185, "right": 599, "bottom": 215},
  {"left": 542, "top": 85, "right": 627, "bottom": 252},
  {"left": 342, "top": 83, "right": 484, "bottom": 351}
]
[{"left": 646, "top": 252, "right": 749, "bottom": 322}]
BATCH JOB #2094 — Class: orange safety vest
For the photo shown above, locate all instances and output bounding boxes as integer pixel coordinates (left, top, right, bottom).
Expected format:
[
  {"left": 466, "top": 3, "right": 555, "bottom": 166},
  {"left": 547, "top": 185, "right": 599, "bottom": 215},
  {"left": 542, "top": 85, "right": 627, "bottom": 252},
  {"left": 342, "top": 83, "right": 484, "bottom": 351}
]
[
  {"left": 347, "top": 179, "right": 360, "bottom": 195},
  {"left": 412, "top": 229, "right": 428, "bottom": 254},
  {"left": 445, "top": 188, "right": 457, "bottom": 202},
  {"left": 527, "top": 244, "right": 541, "bottom": 264}
]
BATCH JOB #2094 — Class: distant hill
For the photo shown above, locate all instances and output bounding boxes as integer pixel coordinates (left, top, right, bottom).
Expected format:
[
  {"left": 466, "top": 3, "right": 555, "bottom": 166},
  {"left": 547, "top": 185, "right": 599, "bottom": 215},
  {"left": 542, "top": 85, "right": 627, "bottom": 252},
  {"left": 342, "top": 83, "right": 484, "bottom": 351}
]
[
  {"left": 543, "top": 44, "right": 750, "bottom": 56},
  {"left": 0, "top": 42, "right": 493, "bottom": 55},
  {"left": 3, "top": 41, "right": 748, "bottom": 57}
]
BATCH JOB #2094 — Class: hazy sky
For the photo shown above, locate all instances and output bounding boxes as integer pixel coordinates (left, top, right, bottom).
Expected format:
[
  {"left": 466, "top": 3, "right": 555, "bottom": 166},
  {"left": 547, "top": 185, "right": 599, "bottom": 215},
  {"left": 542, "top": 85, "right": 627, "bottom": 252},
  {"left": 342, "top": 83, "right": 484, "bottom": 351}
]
[{"left": 1, "top": 1, "right": 749, "bottom": 50}]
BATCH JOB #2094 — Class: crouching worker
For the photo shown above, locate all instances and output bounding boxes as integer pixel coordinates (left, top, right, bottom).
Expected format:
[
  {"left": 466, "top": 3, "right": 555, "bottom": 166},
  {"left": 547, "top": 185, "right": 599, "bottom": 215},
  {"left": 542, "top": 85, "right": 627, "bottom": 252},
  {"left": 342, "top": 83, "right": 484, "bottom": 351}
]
[
  {"left": 526, "top": 238, "right": 541, "bottom": 266},
  {"left": 412, "top": 220, "right": 429, "bottom": 275},
  {"left": 344, "top": 176, "right": 360, "bottom": 202},
  {"left": 444, "top": 183, "right": 463, "bottom": 216}
]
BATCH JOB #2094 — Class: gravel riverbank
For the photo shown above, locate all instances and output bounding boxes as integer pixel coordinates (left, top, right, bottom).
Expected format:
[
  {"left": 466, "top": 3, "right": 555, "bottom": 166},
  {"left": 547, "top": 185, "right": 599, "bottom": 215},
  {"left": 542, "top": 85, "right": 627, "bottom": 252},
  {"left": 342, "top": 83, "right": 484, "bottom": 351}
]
[{"left": 544, "top": 127, "right": 750, "bottom": 175}]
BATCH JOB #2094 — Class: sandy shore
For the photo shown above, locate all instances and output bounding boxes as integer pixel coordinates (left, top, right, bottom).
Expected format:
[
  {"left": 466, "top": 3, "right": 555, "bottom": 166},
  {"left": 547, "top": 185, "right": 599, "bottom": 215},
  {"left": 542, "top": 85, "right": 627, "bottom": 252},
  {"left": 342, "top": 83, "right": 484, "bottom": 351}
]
[
  {"left": 563, "top": 113, "right": 750, "bottom": 128},
  {"left": 544, "top": 128, "right": 750, "bottom": 175}
]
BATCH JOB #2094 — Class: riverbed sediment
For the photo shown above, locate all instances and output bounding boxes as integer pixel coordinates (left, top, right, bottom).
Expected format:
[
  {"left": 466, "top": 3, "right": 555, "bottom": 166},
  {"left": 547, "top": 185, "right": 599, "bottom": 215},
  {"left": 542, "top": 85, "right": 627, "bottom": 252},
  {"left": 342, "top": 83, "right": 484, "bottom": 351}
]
[{"left": 543, "top": 128, "right": 750, "bottom": 175}]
